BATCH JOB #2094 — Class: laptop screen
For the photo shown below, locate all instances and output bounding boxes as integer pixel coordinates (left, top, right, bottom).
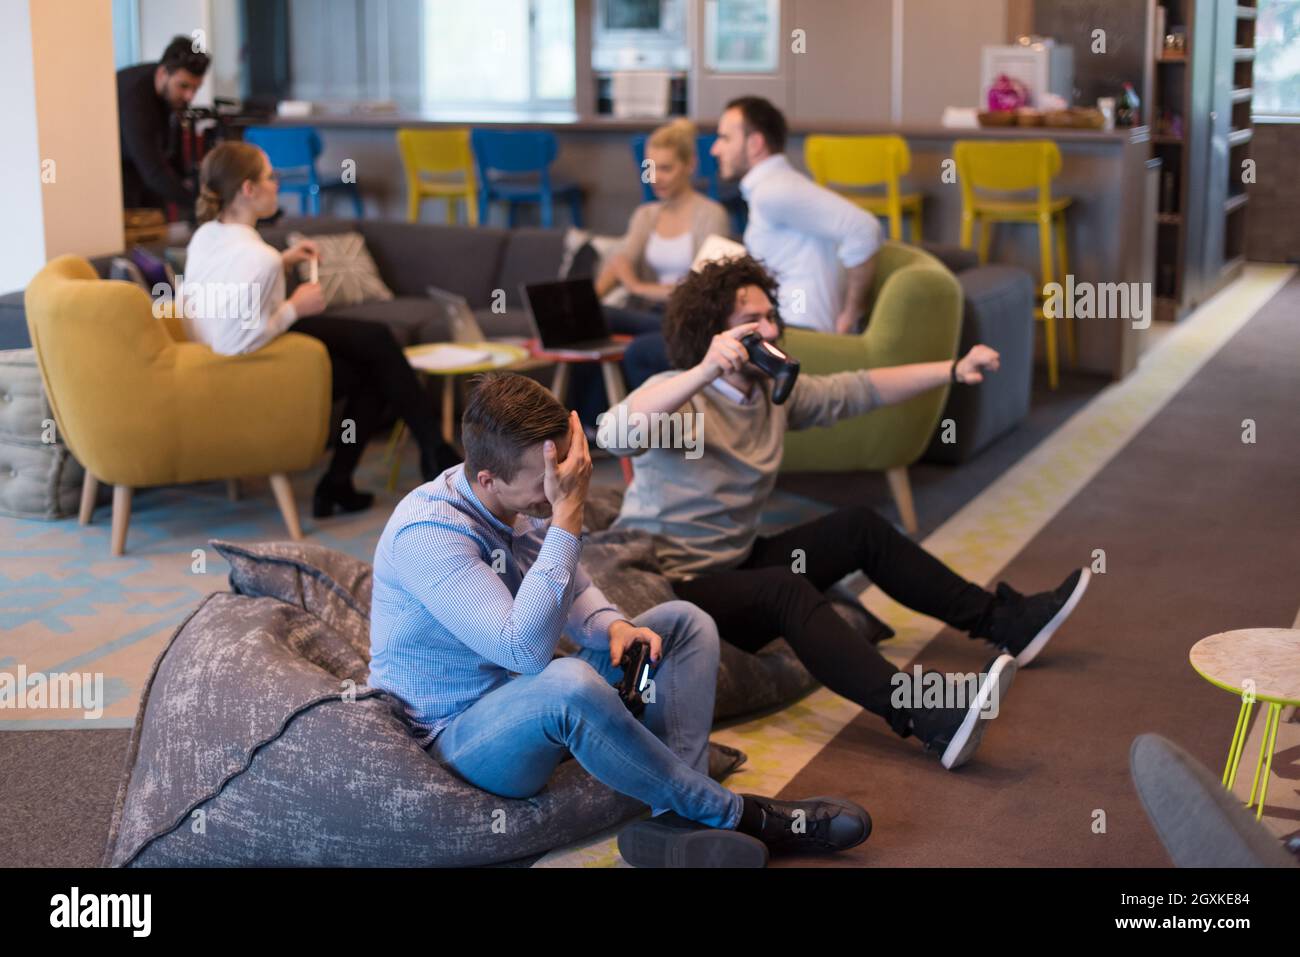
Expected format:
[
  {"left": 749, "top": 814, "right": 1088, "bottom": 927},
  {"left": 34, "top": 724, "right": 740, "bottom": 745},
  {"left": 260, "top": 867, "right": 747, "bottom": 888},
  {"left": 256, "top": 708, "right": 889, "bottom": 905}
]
[{"left": 523, "top": 279, "right": 609, "bottom": 348}]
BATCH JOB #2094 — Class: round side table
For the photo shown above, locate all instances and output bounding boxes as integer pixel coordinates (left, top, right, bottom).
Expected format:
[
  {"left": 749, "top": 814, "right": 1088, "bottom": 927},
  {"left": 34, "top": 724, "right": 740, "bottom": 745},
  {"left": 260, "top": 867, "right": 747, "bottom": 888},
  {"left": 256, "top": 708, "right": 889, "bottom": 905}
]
[
  {"left": 1188, "top": 628, "right": 1300, "bottom": 821},
  {"left": 529, "top": 336, "right": 635, "bottom": 484},
  {"left": 386, "top": 341, "right": 529, "bottom": 491}
]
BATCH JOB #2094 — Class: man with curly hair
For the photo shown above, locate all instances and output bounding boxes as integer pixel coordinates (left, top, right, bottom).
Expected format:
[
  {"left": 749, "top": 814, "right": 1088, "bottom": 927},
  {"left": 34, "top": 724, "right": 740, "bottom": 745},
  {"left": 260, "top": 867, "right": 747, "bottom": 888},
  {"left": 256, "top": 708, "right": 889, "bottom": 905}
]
[{"left": 601, "top": 256, "right": 1091, "bottom": 770}]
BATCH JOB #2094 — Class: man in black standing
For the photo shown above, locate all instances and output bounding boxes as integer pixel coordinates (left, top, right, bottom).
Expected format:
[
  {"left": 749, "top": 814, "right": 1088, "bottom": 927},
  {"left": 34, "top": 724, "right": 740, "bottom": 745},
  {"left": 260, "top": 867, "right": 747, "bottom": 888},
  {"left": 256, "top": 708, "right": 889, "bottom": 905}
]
[{"left": 116, "top": 36, "right": 211, "bottom": 215}]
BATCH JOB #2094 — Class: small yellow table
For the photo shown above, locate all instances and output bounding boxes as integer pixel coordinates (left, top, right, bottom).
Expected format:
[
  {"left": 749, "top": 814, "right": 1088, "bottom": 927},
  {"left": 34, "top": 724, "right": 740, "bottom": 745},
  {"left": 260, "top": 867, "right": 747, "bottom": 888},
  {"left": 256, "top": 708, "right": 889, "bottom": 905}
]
[
  {"left": 386, "top": 341, "right": 530, "bottom": 491},
  {"left": 1188, "top": 628, "right": 1300, "bottom": 820}
]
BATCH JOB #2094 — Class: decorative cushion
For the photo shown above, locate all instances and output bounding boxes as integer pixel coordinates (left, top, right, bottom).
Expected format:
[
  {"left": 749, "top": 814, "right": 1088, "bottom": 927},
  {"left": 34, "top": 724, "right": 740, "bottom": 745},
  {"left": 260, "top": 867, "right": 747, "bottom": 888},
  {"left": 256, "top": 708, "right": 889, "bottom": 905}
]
[
  {"left": 107, "top": 257, "right": 149, "bottom": 289},
  {"left": 104, "top": 592, "right": 746, "bottom": 867},
  {"left": 288, "top": 231, "right": 393, "bottom": 309},
  {"left": 210, "top": 539, "right": 371, "bottom": 658},
  {"left": 0, "top": 348, "right": 84, "bottom": 520}
]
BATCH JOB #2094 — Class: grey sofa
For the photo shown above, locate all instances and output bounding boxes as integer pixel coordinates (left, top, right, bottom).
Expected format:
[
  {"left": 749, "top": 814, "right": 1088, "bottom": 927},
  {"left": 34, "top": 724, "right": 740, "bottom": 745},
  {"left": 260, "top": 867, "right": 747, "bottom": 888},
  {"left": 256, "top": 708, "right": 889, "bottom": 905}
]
[
  {"left": 258, "top": 216, "right": 579, "bottom": 345},
  {"left": 0, "top": 216, "right": 579, "bottom": 350},
  {"left": 919, "top": 244, "right": 1036, "bottom": 465}
]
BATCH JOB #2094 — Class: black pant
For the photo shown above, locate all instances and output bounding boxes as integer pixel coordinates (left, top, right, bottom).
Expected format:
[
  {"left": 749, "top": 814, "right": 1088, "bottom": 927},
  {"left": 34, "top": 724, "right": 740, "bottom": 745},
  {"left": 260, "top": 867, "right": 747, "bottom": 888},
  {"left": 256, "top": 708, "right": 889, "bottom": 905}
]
[
  {"left": 290, "top": 315, "right": 442, "bottom": 486},
  {"left": 671, "top": 506, "right": 995, "bottom": 736}
]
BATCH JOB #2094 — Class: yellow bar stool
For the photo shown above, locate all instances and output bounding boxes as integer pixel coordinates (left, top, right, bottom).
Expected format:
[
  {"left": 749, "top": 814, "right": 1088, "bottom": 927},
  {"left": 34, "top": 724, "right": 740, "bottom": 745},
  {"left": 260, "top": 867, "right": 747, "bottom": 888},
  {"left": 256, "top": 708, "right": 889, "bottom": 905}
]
[
  {"left": 954, "top": 139, "right": 1075, "bottom": 389},
  {"left": 397, "top": 128, "right": 479, "bottom": 225},
  {"left": 804, "top": 134, "right": 923, "bottom": 242}
]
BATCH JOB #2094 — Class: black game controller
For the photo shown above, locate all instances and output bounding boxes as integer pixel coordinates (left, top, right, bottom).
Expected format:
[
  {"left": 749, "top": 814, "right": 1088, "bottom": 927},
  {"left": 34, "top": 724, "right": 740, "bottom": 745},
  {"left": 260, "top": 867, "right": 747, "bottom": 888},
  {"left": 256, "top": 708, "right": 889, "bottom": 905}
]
[
  {"left": 617, "top": 640, "right": 653, "bottom": 717},
  {"left": 740, "top": 333, "right": 800, "bottom": 404}
]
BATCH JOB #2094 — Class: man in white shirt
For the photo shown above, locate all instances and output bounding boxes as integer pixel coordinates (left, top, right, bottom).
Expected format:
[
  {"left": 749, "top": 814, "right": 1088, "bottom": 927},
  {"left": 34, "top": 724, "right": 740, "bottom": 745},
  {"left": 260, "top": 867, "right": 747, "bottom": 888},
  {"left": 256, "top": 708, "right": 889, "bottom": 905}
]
[{"left": 711, "top": 96, "right": 882, "bottom": 335}]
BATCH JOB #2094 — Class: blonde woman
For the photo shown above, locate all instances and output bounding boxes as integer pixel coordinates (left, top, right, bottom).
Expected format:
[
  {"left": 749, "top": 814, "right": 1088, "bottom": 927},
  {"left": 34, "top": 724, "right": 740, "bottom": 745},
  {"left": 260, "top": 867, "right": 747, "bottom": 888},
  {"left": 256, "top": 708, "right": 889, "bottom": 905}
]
[
  {"left": 597, "top": 119, "right": 731, "bottom": 314},
  {"left": 183, "top": 141, "right": 460, "bottom": 517}
]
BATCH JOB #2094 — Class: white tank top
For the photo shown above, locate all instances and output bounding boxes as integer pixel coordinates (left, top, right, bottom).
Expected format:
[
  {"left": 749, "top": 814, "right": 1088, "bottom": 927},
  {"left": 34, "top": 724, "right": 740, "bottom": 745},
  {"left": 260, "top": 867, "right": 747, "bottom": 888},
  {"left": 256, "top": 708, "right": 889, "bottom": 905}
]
[{"left": 643, "top": 230, "right": 695, "bottom": 286}]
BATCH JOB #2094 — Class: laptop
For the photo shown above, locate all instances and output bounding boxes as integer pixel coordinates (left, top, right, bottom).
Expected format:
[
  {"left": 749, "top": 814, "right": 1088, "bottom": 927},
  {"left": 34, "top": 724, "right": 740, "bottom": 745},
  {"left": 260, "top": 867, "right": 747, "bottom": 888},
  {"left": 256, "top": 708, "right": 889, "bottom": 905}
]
[
  {"left": 521, "top": 278, "right": 625, "bottom": 357},
  {"left": 426, "top": 286, "right": 488, "bottom": 344}
]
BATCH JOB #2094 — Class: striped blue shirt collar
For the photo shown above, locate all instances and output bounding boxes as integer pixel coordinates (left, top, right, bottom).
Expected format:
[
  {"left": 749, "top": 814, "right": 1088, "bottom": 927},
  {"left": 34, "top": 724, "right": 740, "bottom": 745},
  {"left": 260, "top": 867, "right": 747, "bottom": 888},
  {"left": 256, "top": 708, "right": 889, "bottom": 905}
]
[{"left": 452, "top": 464, "right": 517, "bottom": 538}]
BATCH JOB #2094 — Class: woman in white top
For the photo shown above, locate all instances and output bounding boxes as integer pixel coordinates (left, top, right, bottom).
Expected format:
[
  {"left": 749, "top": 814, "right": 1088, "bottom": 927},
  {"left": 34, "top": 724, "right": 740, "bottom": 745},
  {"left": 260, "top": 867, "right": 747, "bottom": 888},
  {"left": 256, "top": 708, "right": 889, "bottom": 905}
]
[
  {"left": 596, "top": 120, "right": 731, "bottom": 318},
  {"left": 183, "top": 141, "right": 459, "bottom": 517},
  {"left": 564, "top": 122, "right": 733, "bottom": 425}
]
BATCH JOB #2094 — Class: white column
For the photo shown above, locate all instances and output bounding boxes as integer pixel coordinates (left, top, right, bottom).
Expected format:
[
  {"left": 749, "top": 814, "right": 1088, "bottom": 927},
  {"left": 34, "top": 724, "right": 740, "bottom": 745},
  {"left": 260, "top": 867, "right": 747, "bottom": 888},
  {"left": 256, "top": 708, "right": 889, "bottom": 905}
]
[{"left": 0, "top": 0, "right": 124, "bottom": 292}]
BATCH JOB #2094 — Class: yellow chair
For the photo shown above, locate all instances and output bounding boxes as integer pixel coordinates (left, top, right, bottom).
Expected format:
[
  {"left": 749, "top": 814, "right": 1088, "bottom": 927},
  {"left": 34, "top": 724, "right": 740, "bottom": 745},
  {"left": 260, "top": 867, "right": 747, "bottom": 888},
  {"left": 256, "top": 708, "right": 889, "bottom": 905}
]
[
  {"left": 24, "top": 256, "right": 332, "bottom": 555},
  {"left": 804, "top": 134, "right": 923, "bottom": 242},
  {"left": 954, "top": 139, "right": 1075, "bottom": 389},
  {"left": 397, "top": 128, "right": 479, "bottom": 225}
]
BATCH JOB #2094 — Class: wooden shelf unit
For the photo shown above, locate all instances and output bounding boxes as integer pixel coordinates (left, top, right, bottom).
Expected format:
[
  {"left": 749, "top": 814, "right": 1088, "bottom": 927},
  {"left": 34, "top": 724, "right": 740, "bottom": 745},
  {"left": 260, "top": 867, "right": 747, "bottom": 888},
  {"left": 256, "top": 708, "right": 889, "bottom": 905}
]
[{"left": 1149, "top": 0, "right": 1256, "bottom": 316}]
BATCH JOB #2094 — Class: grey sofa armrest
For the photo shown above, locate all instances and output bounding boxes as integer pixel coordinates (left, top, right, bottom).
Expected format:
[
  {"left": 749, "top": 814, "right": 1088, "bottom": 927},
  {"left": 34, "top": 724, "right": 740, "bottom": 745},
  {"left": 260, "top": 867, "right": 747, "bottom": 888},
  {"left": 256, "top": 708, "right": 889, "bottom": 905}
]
[
  {"left": 920, "top": 242, "right": 980, "bottom": 276},
  {"left": 1130, "top": 733, "right": 1298, "bottom": 868},
  {"left": 924, "top": 264, "right": 1035, "bottom": 464}
]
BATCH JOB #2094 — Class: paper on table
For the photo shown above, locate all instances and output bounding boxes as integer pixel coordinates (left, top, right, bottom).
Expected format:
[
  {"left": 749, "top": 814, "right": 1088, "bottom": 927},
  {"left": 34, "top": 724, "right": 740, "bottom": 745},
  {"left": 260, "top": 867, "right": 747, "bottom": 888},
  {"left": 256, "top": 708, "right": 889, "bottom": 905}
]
[{"left": 409, "top": 345, "right": 493, "bottom": 371}]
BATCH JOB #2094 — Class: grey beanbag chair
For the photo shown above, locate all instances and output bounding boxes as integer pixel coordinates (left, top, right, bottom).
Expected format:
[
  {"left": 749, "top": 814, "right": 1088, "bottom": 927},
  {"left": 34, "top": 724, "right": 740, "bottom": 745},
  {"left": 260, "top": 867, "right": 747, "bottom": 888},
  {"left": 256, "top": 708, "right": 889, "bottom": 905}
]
[{"left": 104, "top": 588, "right": 747, "bottom": 867}]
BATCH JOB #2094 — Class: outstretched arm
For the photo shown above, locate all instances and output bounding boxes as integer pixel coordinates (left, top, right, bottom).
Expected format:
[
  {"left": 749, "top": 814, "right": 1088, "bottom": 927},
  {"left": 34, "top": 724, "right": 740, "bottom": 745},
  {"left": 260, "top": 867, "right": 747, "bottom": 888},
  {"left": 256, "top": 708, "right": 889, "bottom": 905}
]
[
  {"left": 870, "top": 344, "right": 1000, "bottom": 405},
  {"left": 786, "top": 345, "right": 1000, "bottom": 430}
]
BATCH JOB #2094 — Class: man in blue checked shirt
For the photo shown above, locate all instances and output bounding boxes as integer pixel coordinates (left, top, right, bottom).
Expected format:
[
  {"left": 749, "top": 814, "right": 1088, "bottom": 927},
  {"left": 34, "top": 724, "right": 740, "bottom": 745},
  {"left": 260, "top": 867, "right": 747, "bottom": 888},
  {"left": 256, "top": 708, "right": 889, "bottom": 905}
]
[{"left": 369, "top": 372, "right": 869, "bottom": 867}]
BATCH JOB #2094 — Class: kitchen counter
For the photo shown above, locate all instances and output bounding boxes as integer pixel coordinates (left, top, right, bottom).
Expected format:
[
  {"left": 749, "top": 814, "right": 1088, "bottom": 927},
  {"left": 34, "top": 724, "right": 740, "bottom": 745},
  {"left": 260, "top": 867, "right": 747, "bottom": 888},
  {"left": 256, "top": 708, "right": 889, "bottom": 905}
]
[
  {"left": 239, "top": 113, "right": 1153, "bottom": 379},
  {"left": 252, "top": 109, "right": 1147, "bottom": 145}
]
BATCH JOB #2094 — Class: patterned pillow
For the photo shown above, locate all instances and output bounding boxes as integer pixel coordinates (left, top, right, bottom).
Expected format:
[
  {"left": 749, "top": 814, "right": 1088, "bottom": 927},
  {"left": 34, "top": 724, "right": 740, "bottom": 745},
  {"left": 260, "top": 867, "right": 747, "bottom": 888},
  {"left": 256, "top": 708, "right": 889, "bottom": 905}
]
[{"left": 287, "top": 231, "right": 393, "bottom": 308}]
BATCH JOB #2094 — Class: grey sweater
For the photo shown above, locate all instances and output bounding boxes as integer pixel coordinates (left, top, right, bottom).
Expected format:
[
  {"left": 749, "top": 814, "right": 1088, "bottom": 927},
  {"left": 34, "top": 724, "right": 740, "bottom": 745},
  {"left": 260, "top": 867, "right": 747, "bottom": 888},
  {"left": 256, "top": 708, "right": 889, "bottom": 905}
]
[{"left": 605, "top": 370, "right": 881, "bottom": 579}]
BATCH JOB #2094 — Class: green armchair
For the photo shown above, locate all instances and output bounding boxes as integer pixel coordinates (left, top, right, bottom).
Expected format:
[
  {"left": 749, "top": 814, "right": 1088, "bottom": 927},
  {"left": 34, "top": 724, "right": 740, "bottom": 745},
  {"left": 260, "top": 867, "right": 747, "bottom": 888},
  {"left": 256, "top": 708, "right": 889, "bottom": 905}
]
[{"left": 780, "top": 242, "right": 963, "bottom": 533}]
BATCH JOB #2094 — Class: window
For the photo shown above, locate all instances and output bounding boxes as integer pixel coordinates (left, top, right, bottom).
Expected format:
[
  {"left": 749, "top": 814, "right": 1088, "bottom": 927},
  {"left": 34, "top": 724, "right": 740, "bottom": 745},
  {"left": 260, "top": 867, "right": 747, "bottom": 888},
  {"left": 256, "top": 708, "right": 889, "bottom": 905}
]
[
  {"left": 279, "top": 0, "right": 575, "bottom": 113},
  {"left": 422, "top": 0, "right": 575, "bottom": 111},
  {"left": 112, "top": 0, "right": 140, "bottom": 70},
  {"left": 1256, "top": 0, "right": 1300, "bottom": 117}
]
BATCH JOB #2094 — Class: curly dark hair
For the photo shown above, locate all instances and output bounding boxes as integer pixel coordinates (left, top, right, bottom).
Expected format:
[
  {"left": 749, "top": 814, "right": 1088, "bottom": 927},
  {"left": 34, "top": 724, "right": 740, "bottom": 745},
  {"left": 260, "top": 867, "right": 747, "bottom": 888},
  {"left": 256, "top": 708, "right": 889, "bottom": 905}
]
[{"left": 662, "top": 256, "right": 783, "bottom": 369}]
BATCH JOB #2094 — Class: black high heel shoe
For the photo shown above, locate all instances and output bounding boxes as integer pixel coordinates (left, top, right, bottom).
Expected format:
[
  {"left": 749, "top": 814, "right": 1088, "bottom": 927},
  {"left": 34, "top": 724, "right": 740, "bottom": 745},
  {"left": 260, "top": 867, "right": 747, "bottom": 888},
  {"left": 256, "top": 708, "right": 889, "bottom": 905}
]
[
  {"left": 421, "top": 443, "right": 463, "bottom": 483},
  {"left": 312, "top": 478, "right": 375, "bottom": 519}
]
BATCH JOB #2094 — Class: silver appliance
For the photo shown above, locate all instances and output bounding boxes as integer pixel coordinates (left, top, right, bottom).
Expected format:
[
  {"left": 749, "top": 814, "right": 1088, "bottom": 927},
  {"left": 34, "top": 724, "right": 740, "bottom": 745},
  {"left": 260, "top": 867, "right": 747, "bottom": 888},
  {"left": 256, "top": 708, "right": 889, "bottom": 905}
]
[{"left": 592, "top": 0, "right": 690, "bottom": 72}]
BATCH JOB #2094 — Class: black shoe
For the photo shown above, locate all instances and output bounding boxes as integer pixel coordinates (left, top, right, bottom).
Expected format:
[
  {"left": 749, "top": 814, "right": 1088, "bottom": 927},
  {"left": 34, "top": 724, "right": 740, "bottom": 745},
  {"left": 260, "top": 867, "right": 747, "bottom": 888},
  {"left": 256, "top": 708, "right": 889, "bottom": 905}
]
[
  {"left": 737, "top": 795, "right": 872, "bottom": 854},
  {"left": 983, "top": 568, "right": 1091, "bottom": 666},
  {"left": 421, "top": 443, "right": 462, "bottom": 483},
  {"left": 908, "top": 653, "right": 1017, "bottom": 770},
  {"left": 617, "top": 812, "right": 769, "bottom": 868},
  {"left": 312, "top": 478, "right": 375, "bottom": 519}
]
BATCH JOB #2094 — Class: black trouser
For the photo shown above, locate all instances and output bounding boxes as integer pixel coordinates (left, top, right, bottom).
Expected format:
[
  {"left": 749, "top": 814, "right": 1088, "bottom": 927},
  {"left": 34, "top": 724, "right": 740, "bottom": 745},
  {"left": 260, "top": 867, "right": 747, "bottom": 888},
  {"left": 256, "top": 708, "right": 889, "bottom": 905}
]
[
  {"left": 290, "top": 315, "right": 442, "bottom": 486},
  {"left": 671, "top": 505, "right": 995, "bottom": 736}
]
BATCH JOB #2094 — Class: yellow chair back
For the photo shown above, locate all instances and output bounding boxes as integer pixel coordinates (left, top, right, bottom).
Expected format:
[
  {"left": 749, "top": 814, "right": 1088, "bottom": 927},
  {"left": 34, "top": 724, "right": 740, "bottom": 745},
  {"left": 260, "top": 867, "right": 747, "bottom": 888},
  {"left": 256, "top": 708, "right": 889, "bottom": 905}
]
[
  {"left": 805, "top": 134, "right": 911, "bottom": 190},
  {"left": 953, "top": 139, "right": 1062, "bottom": 209},
  {"left": 397, "top": 128, "right": 477, "bottom": 223}
]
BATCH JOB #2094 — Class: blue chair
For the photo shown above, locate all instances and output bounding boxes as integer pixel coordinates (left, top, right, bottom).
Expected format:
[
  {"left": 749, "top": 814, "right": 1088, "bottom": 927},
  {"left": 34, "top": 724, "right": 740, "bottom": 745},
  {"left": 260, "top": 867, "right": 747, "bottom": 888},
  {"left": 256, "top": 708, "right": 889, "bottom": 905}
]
[
  {"left": 469, "top": 129, "right": 582, "bottom": 228},
  {"left": 631, "top": 133, "right": 723, "bottom": 203},
  {"left": 242, "top": 126, "right": 364, "bottom": 218},
  {"left": 631, "top": 133, "right": 745, "bottom": 234}
]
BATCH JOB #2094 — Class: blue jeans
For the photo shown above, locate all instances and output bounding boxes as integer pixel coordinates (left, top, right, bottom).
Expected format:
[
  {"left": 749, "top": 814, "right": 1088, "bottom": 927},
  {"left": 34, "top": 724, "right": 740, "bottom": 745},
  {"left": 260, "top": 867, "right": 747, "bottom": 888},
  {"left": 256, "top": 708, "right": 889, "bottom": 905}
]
[
  {"left": 621, "top": 331, "right": 672, "bottom": 391},
  {"left": 428, "top": 600, "right": 743, "bottom": 829}
]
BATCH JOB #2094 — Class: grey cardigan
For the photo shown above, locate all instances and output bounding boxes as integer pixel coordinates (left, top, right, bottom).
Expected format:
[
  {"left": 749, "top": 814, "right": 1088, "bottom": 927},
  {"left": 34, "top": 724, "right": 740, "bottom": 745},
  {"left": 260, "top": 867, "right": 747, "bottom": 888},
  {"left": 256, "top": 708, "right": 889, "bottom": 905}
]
[{"left": 619, "top": 194, "right": 731, "bottom": 285}]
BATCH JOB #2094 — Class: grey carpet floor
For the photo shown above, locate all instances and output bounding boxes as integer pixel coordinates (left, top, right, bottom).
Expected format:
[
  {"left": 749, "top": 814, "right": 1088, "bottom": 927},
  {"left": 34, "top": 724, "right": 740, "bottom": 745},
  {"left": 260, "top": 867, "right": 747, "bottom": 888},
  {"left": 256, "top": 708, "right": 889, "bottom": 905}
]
[{"left": 0, "top": 361, "right": 1107, "bottom": 868}]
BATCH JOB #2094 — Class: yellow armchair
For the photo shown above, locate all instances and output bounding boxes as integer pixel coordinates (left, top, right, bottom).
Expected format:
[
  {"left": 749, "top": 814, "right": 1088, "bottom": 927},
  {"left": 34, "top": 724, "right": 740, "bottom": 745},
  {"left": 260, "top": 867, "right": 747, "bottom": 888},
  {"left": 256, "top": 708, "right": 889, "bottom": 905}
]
[{"left": 24, "top": 256, "right": 332, "bottom": 555}]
